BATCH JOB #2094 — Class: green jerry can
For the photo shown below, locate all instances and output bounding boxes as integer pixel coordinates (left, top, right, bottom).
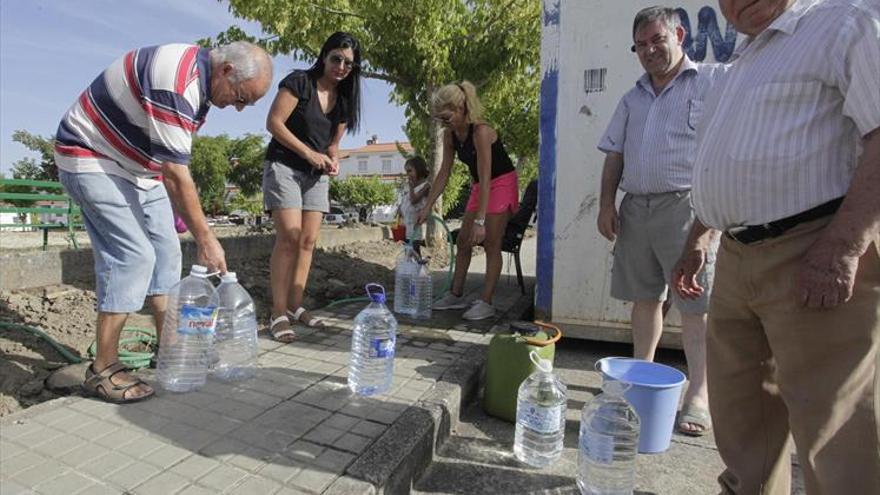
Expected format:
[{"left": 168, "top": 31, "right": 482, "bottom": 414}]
[{"left": 483, "top": 320, "right": 562, "bottom": 422}]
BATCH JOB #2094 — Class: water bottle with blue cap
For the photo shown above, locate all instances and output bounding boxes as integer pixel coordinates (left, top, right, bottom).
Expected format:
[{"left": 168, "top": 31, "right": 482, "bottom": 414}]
[
  {"left": 348, "top": 283, "right": 397, "bottom": 396},
  {"left": 514, "top": 350, "right": 567, "bottom": 467}
]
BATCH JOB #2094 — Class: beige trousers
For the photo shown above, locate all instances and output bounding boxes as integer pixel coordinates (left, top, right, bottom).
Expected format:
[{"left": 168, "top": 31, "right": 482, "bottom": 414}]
[{"left": 708, "top": 217, "right": 880, "bottom": 495}]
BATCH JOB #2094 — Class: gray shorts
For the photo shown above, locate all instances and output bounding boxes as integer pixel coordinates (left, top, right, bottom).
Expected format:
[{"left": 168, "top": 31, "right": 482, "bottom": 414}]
[
  {"left": 610, "top": 191, "right": 714, "bottom": 314},
  {"left": 262, "top": 161, "right": 330, "bottom": 213}
]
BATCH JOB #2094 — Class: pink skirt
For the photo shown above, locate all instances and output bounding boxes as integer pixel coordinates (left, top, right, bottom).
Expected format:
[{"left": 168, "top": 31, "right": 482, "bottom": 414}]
[{"left": 466, "top": 171, "right": 519, "bottom": 214}]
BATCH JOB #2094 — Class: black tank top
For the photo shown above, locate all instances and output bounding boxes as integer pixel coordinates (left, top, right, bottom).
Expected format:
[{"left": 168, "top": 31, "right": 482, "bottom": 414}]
[{"left": 452, "top": 124, "right": 515, "bottom": 183}]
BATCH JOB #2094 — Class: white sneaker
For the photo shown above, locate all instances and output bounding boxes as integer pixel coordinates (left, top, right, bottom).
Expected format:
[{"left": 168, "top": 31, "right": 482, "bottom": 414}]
[
  {"left": 462, "top": 300, "right": 496, "bottom": 320},
  {"left": 433, "top": 292, "right": 470, "bottom": 310}
]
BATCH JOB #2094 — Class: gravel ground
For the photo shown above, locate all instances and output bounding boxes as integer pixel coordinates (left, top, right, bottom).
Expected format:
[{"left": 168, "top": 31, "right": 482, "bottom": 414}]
[{"left": 0, "top": 229, "right": 451, "bottom": 417}]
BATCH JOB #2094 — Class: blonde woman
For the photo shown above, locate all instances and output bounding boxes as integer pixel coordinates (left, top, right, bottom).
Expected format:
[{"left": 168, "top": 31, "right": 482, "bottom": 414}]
[{"left": 417, "top": 81, "right": 518, "bottom": 320}]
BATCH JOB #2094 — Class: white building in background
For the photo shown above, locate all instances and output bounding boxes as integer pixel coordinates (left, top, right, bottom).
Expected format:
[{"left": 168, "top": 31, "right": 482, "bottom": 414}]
[{"left": 337, "top": 135, "right": 414, "bottom": 182}]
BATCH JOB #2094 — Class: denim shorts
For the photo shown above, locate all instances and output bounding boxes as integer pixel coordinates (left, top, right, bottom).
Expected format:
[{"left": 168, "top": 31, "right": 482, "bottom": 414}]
[
  {"left": 59, "top": 171, "right": 182, "bottom": 313},
  {"left": 262, "top": 161, "right": 330, "bottom": 213}
]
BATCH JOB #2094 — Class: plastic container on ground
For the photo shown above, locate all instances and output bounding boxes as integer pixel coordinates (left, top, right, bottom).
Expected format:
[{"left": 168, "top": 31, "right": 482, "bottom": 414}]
[
  {"left": 348, "top": 284, "right": 397, "bottom": 396},
  {"left": 514, "top": 351, "right": 567, "bottom": 467},
  {"left": 577, "top": 379, "right": 640, "bottom": 495},
  {"left": 213, "top": 272, "right": 258, "bottom": 381},
  {"left": 595, "top": 357, "right": 685, "bottom": 453},
  {"left": 157, "top": 265, "right": 219, "bottom": 392},
  {"left": 411, "top": 259, "right": 432, "bottom": 320},
  {"left": 393, "top": 243, "right": 419, "bottom": 316}
]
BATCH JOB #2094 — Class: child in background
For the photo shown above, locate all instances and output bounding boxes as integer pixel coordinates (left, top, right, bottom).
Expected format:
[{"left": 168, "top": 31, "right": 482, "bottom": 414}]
[{"left": 398, "top": 156, "right": 431, "bottom": 255}]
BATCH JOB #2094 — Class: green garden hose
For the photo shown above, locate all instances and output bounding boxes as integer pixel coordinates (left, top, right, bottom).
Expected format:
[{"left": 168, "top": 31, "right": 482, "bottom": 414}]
[
  {"left": 325, "top": 214, "right": 456, "bottom": 308},
  {"left": 87, "top": 327, "right": 156, "bottom": 369},
  {"left": 0, "top": 321, "right": 83, "bottom": 364},
  {"left": 0, "top": 321, "right": 155, "bottom": 369}
]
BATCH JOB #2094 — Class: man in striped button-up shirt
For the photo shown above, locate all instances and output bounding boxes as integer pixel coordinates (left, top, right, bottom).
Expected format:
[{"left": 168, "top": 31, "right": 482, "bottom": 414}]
[
  {"left": 673, "top": 0, "right": 880, "bottom": 493},
  {"left": 596, "top": 6, "right": 725, "bottom": 436},
  {"left": 55, "top": 42, "right": 273, "bottom": 404}
]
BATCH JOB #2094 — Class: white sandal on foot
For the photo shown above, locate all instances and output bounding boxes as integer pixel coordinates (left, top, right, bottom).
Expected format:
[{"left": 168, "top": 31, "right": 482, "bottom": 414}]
[
  {"left": 287, "top": 307, "right": 325, "bottom": 328},
  {"left": 269, "top": 315, "right": 296, "bottom": 342}
]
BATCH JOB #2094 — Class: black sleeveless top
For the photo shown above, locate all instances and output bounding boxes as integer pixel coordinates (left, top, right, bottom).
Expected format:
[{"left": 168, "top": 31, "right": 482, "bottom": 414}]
[
  {"left": 265, "top": 71, "right": 348, "bottom": 174},
  {"left": 452, "top": 124, "right": 515, "bottom": 183}
]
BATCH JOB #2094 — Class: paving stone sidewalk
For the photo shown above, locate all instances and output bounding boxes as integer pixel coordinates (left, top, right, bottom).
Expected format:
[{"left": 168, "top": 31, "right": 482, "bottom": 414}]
[{"left": 0, "top": 275, "right": 529, "bottom": 495}]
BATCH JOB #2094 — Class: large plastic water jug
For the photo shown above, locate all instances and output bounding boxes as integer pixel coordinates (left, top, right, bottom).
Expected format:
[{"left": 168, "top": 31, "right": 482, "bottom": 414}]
[
  {"left": 213, "top": 272, "right": 258, "bottom": 381},
  {"left": 348, "top": 284, "right": 397, "bottom": 396},
  {"left": 483, "top": 321, "right": 562, "bottom": 422},
  {"left": 157, "top": 265, "right": 218, "bottom": 392},
  {"left": 514, "top": 351, "right": 567, "bottom": 467},
  {"left": 393, "top": 243, "right": 419, "bottom": 316}
]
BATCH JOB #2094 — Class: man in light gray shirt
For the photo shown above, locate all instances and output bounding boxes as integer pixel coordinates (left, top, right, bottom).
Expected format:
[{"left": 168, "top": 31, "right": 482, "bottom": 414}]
[
  {"left": 596, "top": 6, "right": 724, "bottom": 436},
  {"left": 673, "top": 0, "right": 880, "bottom": 493}
]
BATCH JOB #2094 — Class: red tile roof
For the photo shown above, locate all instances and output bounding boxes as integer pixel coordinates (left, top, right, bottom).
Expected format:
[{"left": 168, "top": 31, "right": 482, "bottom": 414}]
[{"left": 340, "top": 141, "right": 413, "bottom": 158}]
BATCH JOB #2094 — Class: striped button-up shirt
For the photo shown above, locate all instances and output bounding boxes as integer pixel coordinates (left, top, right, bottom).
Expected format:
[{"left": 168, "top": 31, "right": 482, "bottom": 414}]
[
  {"left": 55, "top": 44, "right": 213, "bottom": 189},
  {"left": 692, "top": 0, "right": 880, "bottom": 230},
  {"left": 598, "top": 57, "right": 727, "bottom": 195}
]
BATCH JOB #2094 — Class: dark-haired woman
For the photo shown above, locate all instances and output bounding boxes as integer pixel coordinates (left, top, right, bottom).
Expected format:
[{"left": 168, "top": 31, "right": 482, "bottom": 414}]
[{"left": 263, "top": 32, "right": 362, "bottom": 342}]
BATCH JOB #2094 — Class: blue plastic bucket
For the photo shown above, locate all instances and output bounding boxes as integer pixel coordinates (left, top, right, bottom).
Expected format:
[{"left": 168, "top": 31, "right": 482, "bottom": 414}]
[{"left": 596, "top": 357, "right": 686, "bottom": 453}]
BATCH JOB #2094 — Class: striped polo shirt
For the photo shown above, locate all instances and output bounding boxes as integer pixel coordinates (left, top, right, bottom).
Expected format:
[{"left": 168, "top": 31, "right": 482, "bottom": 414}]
[
  {"left": 54, "top": 44, "right": 213, "bottom": 189},
  {"left": 692, "top": 0, "right": 880, "bottom": 230},
  {"left": 598, "top": 57, "right": 728, "bottom": 195}
]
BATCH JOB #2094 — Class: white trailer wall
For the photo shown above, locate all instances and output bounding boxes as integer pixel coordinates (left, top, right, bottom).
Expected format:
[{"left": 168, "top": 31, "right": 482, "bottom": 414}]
[{"left": 537, "top": 1, "right": 738, "bottom": 346}]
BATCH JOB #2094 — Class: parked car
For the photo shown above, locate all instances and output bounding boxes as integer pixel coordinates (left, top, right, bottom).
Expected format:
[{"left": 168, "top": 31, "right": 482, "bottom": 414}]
[
  {"left": 368, "top": 204, "right": 397, "bottom": 223},
  {"left": 324, "top": 206, "right": 347, "bottom": 224}
]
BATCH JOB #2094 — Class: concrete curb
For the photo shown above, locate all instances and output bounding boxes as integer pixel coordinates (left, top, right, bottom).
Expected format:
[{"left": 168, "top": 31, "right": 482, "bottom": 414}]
[
  {"left": 0, "top": 226, "right": 386, "bottom": 290},
  {"left": 338, "top": 294, "right": 532, "bottom": 494}
]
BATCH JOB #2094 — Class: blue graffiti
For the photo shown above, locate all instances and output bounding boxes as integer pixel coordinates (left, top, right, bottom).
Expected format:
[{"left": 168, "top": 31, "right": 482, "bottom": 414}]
[
  {"left": 543, "top": 0, "right": 561, "bottom": 27},
  {"left": 677, "top": 6, "right": 737, "bottom": 62}
]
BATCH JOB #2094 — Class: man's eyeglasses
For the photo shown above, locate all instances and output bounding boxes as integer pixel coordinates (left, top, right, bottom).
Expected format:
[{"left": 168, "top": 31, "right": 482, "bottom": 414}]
[{"left": 328, "top": 54, "right": 357, "bottom": 70}]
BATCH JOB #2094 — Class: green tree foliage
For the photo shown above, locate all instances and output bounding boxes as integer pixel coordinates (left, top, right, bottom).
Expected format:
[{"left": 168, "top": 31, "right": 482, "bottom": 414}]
[
  {"left": 189, "top": 134, "right": 232, "bottom": 215},
  {"left": 11, "top": 130, "right": 57, "bottom": 181},
  {"left": 329, "top": 176, "right": 396, "bottom": 212},
  {"left": 201, "top": 0, "right": 540, "bottom": 233},
  {"left": 188, "top": 134, "right": 268, "bottom": 215},
  {"left": 227, "top": 133, "right": 268, "bottom": 196},
  {"left": 227, "top": 191, "right": 264, "bottom": 217}
]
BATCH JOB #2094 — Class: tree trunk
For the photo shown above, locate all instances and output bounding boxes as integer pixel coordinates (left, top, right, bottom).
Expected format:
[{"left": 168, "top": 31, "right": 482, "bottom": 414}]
[{"left": 426, "top": 116, "right": 446, "bottom": 247}]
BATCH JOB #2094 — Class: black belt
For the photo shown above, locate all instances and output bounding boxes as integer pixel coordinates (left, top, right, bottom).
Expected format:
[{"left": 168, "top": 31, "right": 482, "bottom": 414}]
[{"left": 725, "top": 197, "right": 844, "bottom": 245}]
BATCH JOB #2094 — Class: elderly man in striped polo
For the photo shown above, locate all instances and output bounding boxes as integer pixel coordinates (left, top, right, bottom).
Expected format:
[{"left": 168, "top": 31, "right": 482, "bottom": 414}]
[
  {"left": 54, "top": 42, "right": 273, "bottom": 404},
  {"left": 673, "top": 0, "right": 880, "bottom": 493},
  {"left": 596, "top": 6, "right": 724, "bottom": 436}
]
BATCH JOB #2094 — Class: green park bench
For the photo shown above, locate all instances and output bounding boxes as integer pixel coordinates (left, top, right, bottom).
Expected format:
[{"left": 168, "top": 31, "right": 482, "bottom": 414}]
[{"left": 0, "top": 178, "right": 82, "bottom": 250}]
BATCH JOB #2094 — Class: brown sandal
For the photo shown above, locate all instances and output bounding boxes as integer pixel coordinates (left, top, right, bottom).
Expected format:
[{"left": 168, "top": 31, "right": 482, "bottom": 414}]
[{"left": 82, "top": 362, "right": 154, "bottom": 404}]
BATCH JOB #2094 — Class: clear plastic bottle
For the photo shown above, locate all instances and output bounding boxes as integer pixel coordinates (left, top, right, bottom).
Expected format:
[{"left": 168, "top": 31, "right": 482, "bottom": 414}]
[
  {"left": 411, "top": 259, "right": 432, "bottom": 320},
  {"left": 348, "top": 284, "right": 397, "bottom": 396},
  {"left": 393, "top": 243, "right": 418, "bottom": 316},
  {"left": 157, "top": 265, "right": 219, "bottom": 392},
  {"left": 514, "top": 351, "right": 567, "bottom": 467},
  {"left": 213, "top": 272, "right": 258, "bottom": 381},
  {"left": 577, "top": 380, "right": 640, "bottom": 495}
]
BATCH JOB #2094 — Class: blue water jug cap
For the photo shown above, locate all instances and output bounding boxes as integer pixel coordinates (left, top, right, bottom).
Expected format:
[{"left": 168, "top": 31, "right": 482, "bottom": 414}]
[{"left": 365, "top": 283, "right": 386, "bottom": 303}]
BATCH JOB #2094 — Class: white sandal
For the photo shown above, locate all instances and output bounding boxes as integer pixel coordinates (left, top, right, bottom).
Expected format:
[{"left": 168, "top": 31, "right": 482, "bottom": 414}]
[
  {"left": 269, "top": 315, "right": 296, "bottom": 342},
  {"left": 288, "top": 307, "right": 325, "bottom": 328}
]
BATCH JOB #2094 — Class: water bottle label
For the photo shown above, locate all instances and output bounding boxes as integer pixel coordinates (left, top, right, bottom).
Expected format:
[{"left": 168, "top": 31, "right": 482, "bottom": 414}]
[
  {"left": 370, "top": 337, "right": 395, "bottom": 358},
  {"left": 580, "top": 429, "right": 615, "bottom": 464},
  {"left": 516, "top": 400, "right": 563, "bottom": 434},
  {"left": 178, "top": 305, "right": 218, "bottom": 335}
]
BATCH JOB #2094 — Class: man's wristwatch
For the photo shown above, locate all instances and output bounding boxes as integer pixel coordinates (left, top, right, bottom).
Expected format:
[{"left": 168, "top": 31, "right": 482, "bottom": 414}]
[{"left": 474, "top": 218, "right": 486, "bottom": 227}]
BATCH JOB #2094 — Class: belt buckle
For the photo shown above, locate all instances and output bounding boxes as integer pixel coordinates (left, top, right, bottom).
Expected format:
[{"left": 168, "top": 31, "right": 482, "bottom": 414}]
[{"left": 727, "top": 226, "right": 748, "bottom": 244}]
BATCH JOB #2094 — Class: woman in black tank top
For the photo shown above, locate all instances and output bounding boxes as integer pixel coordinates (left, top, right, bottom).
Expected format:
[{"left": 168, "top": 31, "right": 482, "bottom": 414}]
[{"left": 417, "top": 81, "right": 519, "bottom": 321}]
